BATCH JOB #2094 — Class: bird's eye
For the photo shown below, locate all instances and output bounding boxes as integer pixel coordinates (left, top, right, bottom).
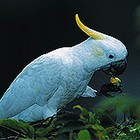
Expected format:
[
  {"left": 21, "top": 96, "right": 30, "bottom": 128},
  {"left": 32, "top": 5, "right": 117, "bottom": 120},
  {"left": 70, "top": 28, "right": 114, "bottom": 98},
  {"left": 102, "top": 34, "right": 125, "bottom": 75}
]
[
  {"left": 109, "top": 54, "right": 114, "bottom": 59},
  {"left": 107, "top": 51, "right": 115, "bottom": 59}
]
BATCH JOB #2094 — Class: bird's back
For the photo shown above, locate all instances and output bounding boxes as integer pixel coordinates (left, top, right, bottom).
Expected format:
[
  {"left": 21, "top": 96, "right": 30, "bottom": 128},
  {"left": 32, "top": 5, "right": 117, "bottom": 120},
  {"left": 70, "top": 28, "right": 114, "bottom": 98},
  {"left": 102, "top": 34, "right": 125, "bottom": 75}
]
[{"left": 0, "top": 51, "right": 63, "bottom": 119}]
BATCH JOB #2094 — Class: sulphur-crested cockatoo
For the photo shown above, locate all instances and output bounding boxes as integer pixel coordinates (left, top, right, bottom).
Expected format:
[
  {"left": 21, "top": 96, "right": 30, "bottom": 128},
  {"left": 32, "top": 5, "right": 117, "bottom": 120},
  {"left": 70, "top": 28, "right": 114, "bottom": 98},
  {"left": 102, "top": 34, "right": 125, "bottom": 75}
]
[{"left": 0, "top": 14, "right": 127, "bottom": 122}]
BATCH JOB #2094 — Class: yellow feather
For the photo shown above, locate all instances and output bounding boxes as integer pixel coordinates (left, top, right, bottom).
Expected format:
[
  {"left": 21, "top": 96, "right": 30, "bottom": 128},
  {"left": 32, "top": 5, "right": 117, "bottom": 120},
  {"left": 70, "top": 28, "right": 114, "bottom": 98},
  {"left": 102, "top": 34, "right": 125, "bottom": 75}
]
[{"left": 75, "top": 14, "right": 104, "bottom": 40}]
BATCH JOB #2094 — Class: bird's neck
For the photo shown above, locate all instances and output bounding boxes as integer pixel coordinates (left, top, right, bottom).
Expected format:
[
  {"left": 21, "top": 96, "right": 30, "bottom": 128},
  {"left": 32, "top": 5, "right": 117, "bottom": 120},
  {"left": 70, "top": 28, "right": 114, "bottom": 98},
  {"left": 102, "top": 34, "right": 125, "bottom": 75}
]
[{"left": 73, "top": 38, "right": 101, "bottom": 73}]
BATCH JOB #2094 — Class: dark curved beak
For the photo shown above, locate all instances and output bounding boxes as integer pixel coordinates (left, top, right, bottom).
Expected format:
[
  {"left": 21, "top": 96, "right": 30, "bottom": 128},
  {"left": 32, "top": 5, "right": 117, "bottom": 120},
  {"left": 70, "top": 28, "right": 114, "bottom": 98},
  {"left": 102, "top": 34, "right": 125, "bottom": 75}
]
[{"left": 102, "top": 59, "right": 127, "bottom": 75}]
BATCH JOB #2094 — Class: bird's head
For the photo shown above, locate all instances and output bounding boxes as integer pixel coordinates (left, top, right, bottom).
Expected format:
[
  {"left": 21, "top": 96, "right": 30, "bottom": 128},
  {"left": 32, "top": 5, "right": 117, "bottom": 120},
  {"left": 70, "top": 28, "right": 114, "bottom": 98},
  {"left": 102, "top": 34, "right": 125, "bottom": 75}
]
[{"left": 75, "top": 14, "right": 128, "bottom": 75}]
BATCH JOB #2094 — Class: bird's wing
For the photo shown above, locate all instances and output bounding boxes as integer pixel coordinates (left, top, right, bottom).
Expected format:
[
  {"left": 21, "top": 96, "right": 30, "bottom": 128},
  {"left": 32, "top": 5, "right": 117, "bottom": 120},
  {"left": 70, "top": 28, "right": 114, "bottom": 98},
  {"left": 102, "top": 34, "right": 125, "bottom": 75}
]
[{"left": 0, "top": 54, "right": 62, "bottom": 118}]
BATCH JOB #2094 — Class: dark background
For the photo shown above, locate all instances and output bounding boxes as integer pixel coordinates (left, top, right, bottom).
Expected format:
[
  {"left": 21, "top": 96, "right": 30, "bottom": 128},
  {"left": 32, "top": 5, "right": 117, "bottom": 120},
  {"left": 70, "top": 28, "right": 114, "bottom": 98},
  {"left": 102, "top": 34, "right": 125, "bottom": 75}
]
[{"left": 0, "top": 0, "right": 140, "bottom": 108}]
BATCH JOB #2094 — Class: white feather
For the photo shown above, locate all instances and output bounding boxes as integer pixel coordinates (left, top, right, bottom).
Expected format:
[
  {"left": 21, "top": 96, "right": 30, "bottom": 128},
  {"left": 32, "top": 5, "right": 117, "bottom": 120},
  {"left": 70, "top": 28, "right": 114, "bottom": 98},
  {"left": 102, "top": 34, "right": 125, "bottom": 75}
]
[{"left": 0, "top": 34, "right": 127, "bottom": 122}]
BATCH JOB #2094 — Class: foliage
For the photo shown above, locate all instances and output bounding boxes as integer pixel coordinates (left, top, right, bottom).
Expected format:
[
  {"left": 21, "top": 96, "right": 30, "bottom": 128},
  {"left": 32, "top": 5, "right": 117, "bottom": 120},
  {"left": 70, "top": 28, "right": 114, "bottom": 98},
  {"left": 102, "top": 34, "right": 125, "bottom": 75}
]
[{"left": 0, "top": 95, "right": 140, "bottom": 140}]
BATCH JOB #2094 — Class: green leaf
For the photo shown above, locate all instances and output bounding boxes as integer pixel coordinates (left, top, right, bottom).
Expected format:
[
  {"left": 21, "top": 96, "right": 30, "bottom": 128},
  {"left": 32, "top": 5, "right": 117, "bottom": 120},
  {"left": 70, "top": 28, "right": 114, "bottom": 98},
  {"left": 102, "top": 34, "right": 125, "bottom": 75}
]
[
  {"left": 0, "top": 99, "right": 140, "bottom": 139},
  {"left": 0, "top": 119, "right": 35, "bottom": 138},
  {"left": 93, "top": 108, "right": 117, "bottom": 127},
  {"left": 73, "top": 105, "right": 89, "bottom": 118},
  {"left": 35, "top": 127, "right": 53, "bottom": 137},
  {"left": 78, "top": 129, "right": 91, "bottom": 140},
  {"left": 106, "top": 126, "right": 116, "bottom": 134},
  {"left": 56, "top": 111, "right": 79, "bottom": 124},
  {"left": 73, "top": 105, "right": 90, "bottom": 123},
  {"left": 88, "top": 112, "right": 96, "bottom": 124},
  {"left": 58, "top": 121, "right": 85, "bottom": 133},
  {"left": 91, "top": 124, "right": 109, "bottom": 140}
]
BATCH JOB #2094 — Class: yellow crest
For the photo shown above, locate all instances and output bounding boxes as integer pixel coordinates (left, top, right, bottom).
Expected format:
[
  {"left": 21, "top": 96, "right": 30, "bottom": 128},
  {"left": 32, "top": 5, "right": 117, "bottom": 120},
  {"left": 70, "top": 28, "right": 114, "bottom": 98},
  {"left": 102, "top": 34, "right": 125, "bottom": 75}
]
[{"left": 75, "top": 14, "right": 104, "bottom": 40}]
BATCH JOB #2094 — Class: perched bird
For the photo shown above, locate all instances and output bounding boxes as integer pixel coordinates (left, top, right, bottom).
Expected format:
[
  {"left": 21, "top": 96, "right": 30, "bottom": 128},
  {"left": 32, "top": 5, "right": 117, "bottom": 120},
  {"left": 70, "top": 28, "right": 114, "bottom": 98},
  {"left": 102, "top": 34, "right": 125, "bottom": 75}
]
[{"left": 0, "top": 14, "right": 127, "bottom": 122}]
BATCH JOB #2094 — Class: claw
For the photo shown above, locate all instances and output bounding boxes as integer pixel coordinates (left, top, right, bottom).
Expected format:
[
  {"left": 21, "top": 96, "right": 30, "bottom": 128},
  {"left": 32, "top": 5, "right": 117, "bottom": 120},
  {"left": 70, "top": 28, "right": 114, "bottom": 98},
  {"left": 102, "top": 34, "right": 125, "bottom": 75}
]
[{"left": 98, "top": 76, "right": 123, "bottom": 97}]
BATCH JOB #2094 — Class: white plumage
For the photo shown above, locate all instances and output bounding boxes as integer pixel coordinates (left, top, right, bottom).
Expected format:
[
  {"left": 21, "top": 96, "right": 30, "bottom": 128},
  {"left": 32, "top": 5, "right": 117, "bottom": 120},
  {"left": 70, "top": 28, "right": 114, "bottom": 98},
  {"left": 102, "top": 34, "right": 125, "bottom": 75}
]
[{"left": 0, "top": 15, "right": 127, "bottom": 122}]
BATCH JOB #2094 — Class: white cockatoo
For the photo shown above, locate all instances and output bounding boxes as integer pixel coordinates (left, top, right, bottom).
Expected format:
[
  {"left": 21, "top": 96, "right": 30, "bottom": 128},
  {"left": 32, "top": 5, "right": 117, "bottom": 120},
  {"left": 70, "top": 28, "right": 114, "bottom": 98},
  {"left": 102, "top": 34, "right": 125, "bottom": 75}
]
[{"left": 0, "top": 14, "right": 128, "bottom": 122}]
